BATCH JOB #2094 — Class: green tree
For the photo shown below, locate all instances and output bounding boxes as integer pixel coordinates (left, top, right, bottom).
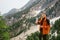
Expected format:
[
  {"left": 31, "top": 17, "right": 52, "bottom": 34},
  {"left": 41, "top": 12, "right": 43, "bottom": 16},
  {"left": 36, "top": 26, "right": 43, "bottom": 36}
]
[
  {"left": 51, "top": 19, "right": 60, "bottom": 40},
  {"left": 53, "top": 19, "right": 60, "bottom": 33},
  {"left": 0, "top": 16, "right": 10, "bottom": 40},
  {"left": 26, "top": 31, "right": 39, "bottom": 40}
]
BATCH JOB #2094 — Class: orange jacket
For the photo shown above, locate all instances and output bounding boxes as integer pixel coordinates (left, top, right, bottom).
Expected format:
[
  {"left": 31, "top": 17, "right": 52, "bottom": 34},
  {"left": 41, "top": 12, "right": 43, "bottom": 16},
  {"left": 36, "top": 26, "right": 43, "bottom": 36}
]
[{"left": 37, "top": 17, "right": 50, "bottom": 35}]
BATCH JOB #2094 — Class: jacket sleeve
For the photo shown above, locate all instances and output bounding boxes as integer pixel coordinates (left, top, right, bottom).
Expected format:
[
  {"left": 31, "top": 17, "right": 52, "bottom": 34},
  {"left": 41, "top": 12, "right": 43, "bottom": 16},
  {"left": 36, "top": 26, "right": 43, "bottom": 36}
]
[{"left": 36, "top": 18, "right": 42, "bottom": 24}]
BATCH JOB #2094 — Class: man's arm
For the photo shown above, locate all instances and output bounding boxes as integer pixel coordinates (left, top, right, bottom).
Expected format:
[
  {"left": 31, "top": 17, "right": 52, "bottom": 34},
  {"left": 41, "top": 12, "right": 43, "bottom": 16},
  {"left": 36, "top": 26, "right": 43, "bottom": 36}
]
[{"left": 35, "top": 17, "right": 42, "bottom": 24}]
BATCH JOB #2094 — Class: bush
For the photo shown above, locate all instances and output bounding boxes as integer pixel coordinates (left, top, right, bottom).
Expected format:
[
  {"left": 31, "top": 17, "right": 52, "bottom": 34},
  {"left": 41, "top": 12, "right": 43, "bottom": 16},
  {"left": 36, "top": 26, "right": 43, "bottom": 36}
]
[
  {"left": 26, "top": 31, "right": 39, "bottom": 40},
  {"left": 0, "top": 16, "right": 10, "bottom": 40},
  {"left": 51, "top": 19, "right": 60, "bottom": 40}
]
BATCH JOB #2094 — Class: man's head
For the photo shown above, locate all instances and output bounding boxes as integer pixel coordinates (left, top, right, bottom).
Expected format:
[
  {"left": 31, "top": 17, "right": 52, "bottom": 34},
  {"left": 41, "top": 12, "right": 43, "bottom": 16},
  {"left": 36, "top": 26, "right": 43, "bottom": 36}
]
[{"left": 41, "top": 11, "right": 47, "bottom": 18}]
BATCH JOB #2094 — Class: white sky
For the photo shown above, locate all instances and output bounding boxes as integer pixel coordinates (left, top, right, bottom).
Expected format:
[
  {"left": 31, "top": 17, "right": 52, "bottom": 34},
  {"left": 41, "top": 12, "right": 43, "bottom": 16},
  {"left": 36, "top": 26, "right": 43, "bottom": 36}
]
[{"left": 0, "top": 0, "right": 30, "bottom": 15}]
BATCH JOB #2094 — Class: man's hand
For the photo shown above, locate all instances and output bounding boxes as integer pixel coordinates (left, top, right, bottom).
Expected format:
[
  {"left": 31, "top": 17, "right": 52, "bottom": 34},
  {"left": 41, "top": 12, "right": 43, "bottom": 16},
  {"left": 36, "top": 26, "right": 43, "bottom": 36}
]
[
  {"left": 35, "top": 18, "right": 38, "bottom": 24},
  {"left": 40, "top": 26, "right": 43, "bottom": 28}
]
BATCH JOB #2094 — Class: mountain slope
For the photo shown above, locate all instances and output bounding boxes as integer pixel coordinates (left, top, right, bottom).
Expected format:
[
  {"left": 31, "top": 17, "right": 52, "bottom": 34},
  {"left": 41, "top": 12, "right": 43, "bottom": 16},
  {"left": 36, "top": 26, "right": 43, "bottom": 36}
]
[
  {"left": 45, "top": 0, "right": 60, "bottom": 18},
  {"left": 3, "top": 0, "right": 59, "bottom": 39},
  {"left": 3, "top": 8, "right": 19, "bottom": 17},
  {"left": 3, "top": 0, "right": 41, "bottom": 18}
]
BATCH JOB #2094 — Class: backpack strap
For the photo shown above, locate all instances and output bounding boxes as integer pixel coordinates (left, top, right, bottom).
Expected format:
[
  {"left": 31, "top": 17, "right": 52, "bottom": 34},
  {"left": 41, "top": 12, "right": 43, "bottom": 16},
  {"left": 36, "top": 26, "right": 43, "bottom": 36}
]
[{"left": 46, "top": 19, "right": 50, "bottom": 25}]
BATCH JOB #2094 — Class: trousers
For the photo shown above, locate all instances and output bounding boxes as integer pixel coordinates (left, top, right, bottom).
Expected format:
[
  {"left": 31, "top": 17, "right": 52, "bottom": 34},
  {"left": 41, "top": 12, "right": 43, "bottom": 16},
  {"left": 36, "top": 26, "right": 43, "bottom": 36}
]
[{"left": 39, "top": 32, "right": 49, "bottom": 40}]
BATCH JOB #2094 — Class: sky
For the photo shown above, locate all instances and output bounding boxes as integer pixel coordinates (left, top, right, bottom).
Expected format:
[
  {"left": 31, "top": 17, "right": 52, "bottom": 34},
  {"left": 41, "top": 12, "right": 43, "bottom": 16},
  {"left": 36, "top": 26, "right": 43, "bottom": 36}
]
[{"left": 0, "top": 0, "right": 30, "bottom": 15}]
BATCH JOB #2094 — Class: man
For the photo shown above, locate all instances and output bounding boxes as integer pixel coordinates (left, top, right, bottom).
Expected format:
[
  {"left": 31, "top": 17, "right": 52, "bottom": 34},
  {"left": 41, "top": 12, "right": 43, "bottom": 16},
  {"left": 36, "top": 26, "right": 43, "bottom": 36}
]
[{"left": 36, "top": 12, "right": 50, "bottom": 40}]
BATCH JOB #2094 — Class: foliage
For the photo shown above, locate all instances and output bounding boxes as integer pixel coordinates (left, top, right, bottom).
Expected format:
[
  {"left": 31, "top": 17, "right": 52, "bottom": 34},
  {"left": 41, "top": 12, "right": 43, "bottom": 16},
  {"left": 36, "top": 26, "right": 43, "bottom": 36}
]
[
  {"left": 53, "top": 19, "right": 60, "bottom": 32},
  {"left": 26, "top": 31, "right": 39, "bottom": 40},
  {"left": 0, "top": 16, "right": 10, "bottom": 40},
  {"left": 51, "top": 19, "right": 60, "bottom": 40}
]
